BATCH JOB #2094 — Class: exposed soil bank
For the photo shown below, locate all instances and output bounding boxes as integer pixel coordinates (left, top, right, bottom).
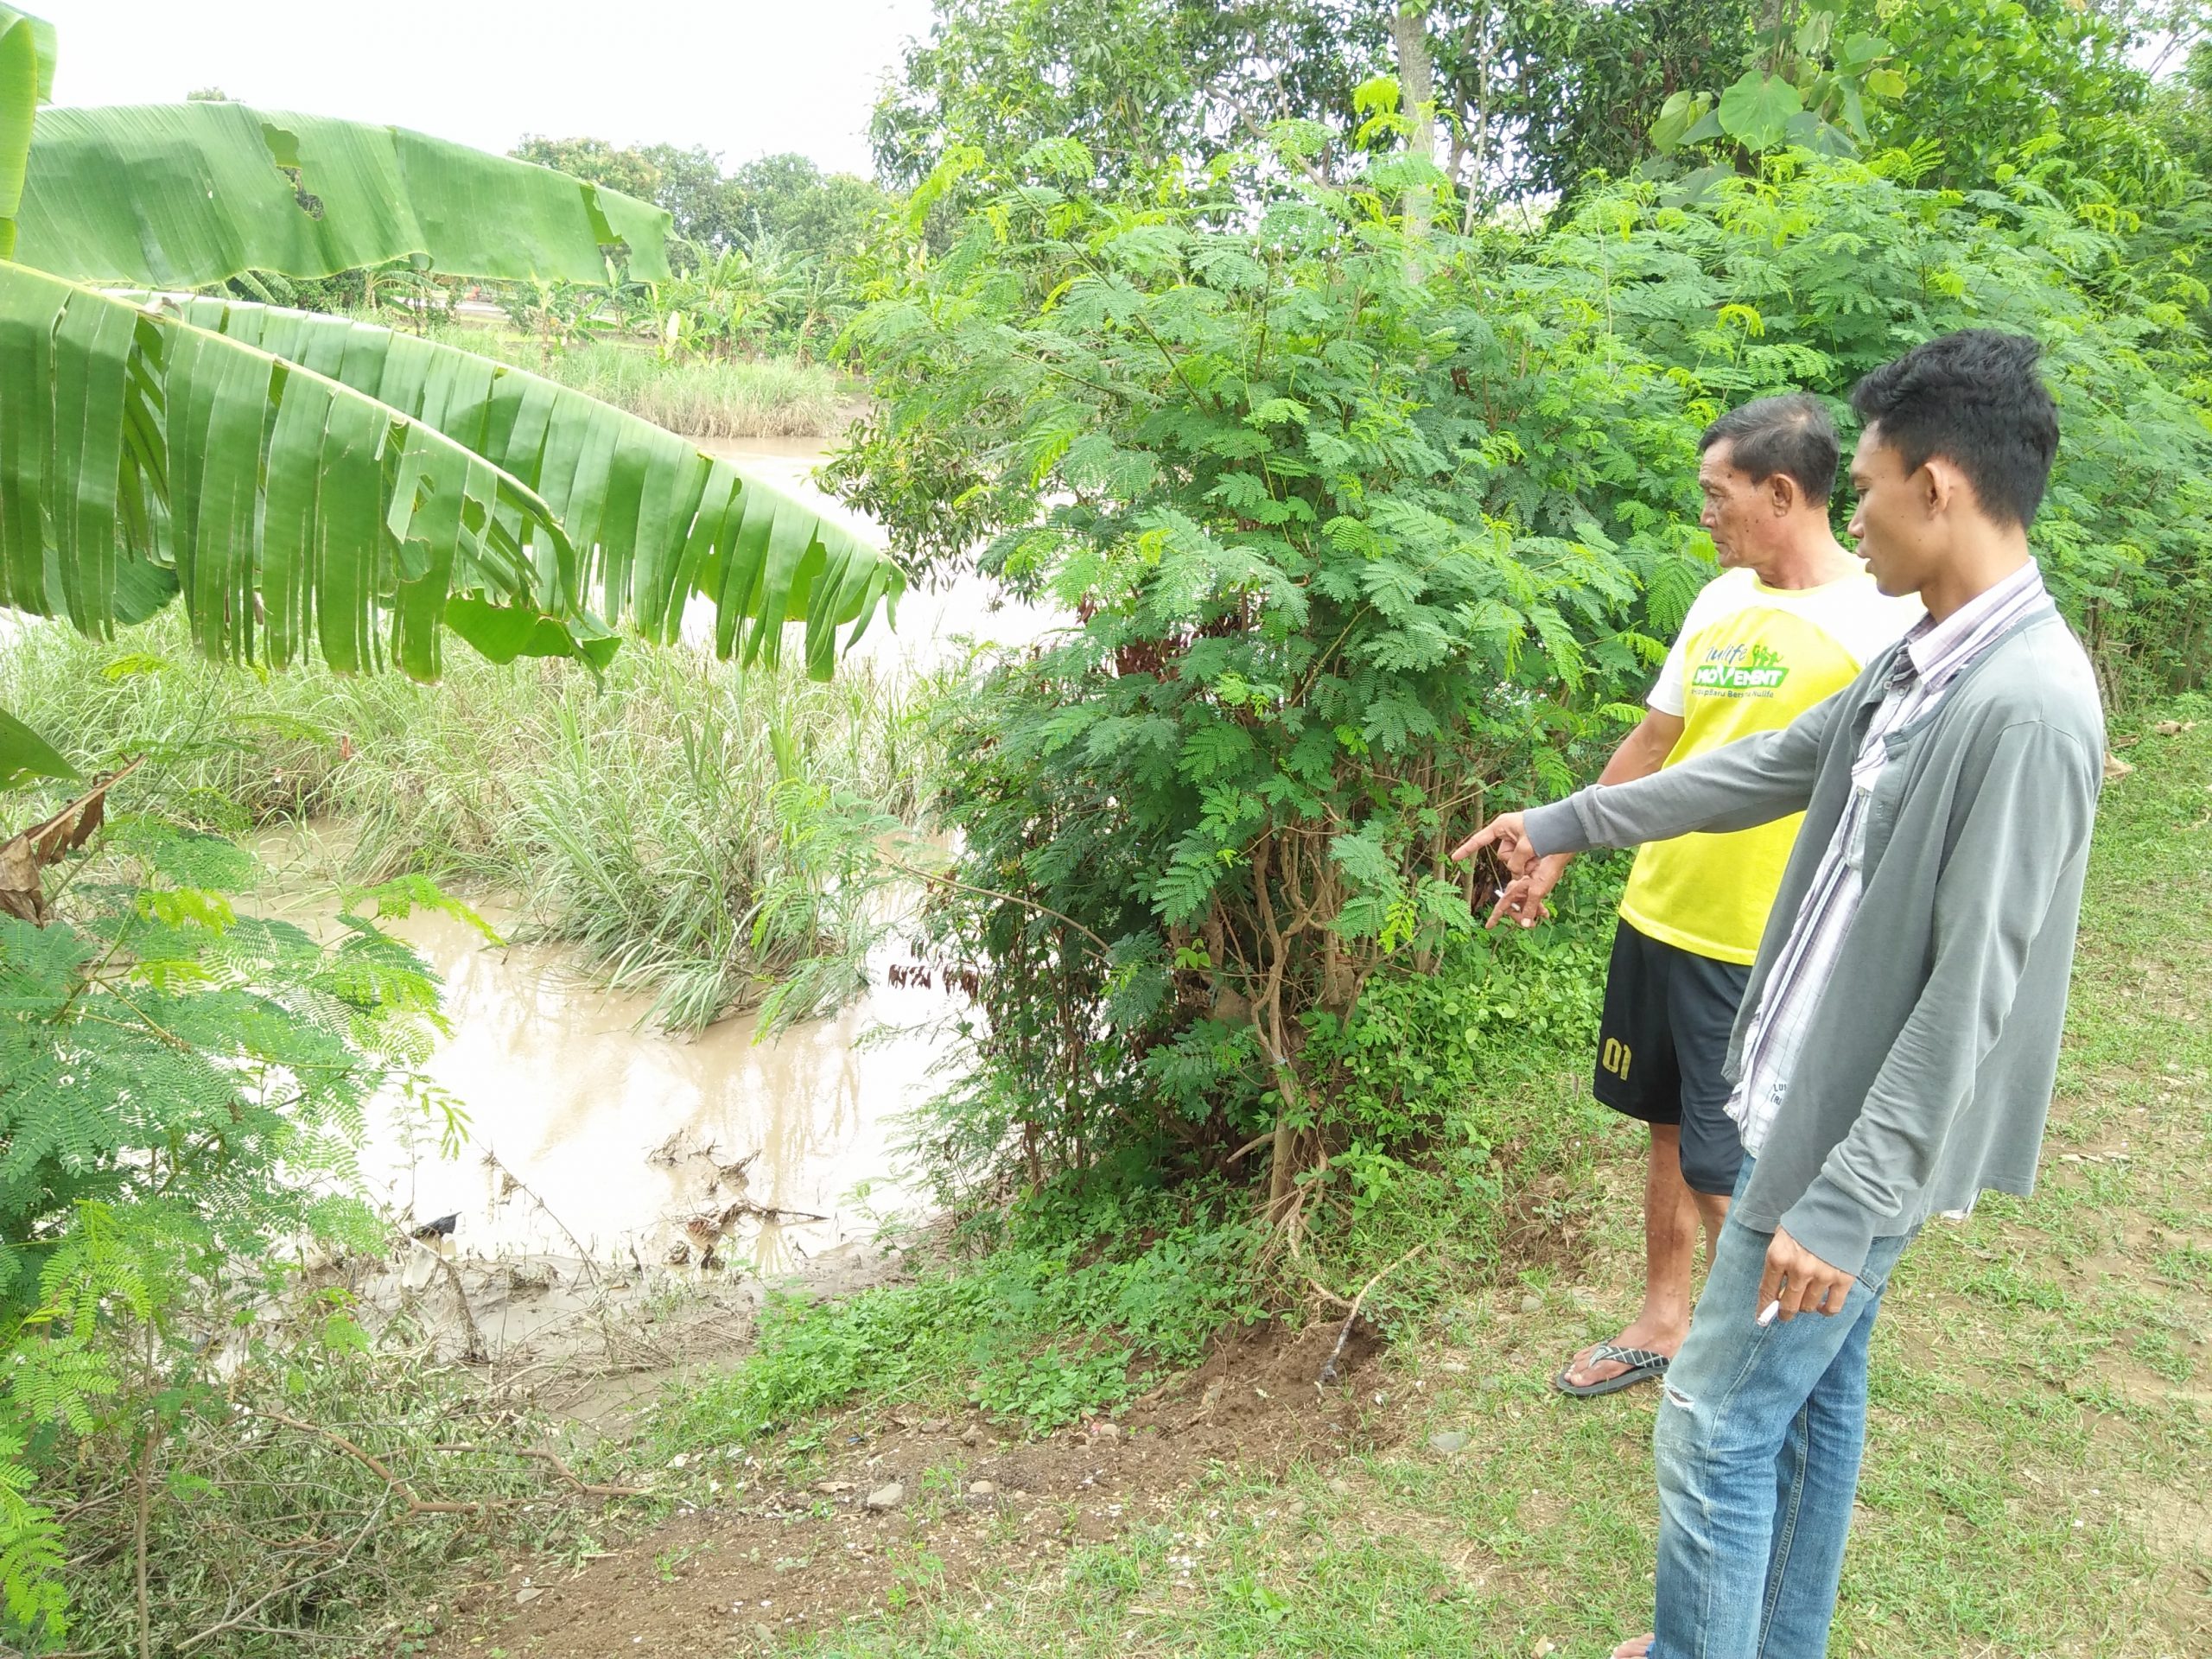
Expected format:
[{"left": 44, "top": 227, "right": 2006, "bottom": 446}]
[{"left": 428, "top": 1318, "right": 1393, "bottom": 1658}]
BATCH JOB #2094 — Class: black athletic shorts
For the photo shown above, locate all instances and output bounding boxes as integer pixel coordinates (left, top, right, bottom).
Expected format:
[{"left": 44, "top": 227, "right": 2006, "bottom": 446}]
[{"left": 1593, "top": 918, "right": 1753, "bottom": 1198}]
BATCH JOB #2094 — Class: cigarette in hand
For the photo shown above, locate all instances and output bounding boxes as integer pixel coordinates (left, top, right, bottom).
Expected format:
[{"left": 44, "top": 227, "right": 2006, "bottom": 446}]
[{"left": 1757, "top": 1299, "right": 1782, "bottom": 1327}]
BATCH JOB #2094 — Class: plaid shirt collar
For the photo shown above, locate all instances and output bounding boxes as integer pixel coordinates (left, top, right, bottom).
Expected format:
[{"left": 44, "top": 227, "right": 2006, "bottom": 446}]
[{"left": 1893, "top": 559, "right": 2050, "bottom": 696}]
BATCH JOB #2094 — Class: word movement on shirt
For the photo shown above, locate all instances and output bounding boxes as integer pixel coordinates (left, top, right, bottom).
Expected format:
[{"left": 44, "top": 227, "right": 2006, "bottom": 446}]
[{"left": 1619, "top": 565, "right": 1922, "bottom": 965}]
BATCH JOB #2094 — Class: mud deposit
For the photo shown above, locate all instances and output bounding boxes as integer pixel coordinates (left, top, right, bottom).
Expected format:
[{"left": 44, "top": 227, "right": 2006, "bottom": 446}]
[{"left": 428, "top": 1319, "right": 1393, "bottom": 1658}]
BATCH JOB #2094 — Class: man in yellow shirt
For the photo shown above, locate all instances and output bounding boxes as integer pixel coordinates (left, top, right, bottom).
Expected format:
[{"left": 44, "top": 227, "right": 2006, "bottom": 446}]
[{"left": 1496, "top": 395, "right": 1919, "bottom": 1395}]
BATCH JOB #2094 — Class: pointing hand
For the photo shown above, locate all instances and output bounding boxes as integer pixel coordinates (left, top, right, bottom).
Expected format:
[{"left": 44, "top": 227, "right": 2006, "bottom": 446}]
[
  {"left": 1485, "top": 851, "right": 1572, "bottom": 930},
  {"left": 1451, "top": 810, "right": 1535, "bottom": 877}
]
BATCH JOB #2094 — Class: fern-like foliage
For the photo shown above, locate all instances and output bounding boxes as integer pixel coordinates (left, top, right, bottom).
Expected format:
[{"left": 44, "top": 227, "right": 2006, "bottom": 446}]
[
  {"left": 0, "top": 804, "right": 451, "bottom": 1640},
  {"left": 839, "top": 134, "right": 2212, "bottom": 1202}
]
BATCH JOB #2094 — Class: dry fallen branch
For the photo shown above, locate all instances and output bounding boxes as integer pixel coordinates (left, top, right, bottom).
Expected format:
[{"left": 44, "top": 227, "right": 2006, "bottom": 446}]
[
  {"left": 429, "top": 1441, "right": 645, "bottom": 1500},
  {"left": 251, "top": 1406, "right": 518, "bottom": 1516},
  {"left": 250, "top": 1408, "right": 639, "bottom": 1516},
  {"left": 477, "top": 1143, "right": 605, "bottom": 1287},
  {"left": 175, "top": 1498, "right": 391, "bottom": 1654},
  {"left": 408, "top": 1235, "right": 487, "bottom": 1363},
  {"left": 1316, "top": 1237, "right": 1434, "bottom": 1389}
]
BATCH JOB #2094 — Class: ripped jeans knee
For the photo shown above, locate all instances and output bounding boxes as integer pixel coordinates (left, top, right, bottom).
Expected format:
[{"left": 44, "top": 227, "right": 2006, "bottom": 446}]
[{"left": 1651, "top": 1376, "right": 1707, "bottom": 1502}]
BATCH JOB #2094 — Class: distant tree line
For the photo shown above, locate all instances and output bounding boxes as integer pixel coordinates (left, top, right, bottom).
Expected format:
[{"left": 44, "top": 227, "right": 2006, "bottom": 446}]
[{"left": 509, "top": 137, "right": 890, "bottom": 272}]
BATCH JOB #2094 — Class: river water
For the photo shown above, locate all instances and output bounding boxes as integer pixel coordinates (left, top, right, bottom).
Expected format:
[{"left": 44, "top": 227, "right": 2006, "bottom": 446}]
[
  {"left": 259, "top": 831, "right": 950, "bottom": 1279},
  {"left": 304, "top": 439, "right": 1052, "bottom": 1285},
  {"left": 694, "top": 436, "right": 1061, "bottom": 679}
]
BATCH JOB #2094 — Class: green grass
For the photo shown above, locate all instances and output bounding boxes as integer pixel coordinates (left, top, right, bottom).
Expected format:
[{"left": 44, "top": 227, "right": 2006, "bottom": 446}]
[
  {"left": 2, "top": 614, "right": 933, "bottom": 1030},
  {"left": 460, "top": 334, "right": 853, "bottom": 438},
  {"left": 649, "top": 1192, "right": 1268, "bottom": 1456},
  {"left": 648, "top": 701, "right": 2212, "bottom": 1657}
]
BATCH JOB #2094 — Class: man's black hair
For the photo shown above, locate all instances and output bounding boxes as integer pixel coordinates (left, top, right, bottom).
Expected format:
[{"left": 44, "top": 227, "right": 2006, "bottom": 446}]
[
  {"left": 1699, "top": 392, "right": 1840, "bottom": 504},
  {"left": 1848, "top": 330, "right": 2060, "bottom": 529}
]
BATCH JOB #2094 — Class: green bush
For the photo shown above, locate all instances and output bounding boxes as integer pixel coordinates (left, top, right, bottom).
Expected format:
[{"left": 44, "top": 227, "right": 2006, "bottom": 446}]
[
  {"left": 0, "top": 798, "right": 461, "bottom": 1642},
  {"left": 1306, "top": 919, "right": 1610, "bottom": 1173},
  {"left": 836, "top": 136, "right": 2212, "bottom": 1224},
  {"left": 1533, "top": 155, "right": 2212, "bottom": 693},
  {"left": 847, "top": 140, "right": 1701, "bottom": 1218}
]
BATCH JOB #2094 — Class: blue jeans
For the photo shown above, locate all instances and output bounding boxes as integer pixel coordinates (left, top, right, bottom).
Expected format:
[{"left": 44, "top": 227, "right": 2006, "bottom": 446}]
[{"left": 1649, "top": 1161, "right": 1916, "bottom": 1659}]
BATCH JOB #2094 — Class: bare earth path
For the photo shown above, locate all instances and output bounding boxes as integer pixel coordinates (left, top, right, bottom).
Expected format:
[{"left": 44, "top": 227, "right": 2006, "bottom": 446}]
[{"left": 430, "top": 715, "right": 2212, "bottom": 1659}]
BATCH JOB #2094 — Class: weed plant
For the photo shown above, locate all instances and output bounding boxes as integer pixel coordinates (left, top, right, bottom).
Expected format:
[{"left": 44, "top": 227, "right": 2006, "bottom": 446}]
[
  {"left": 650, "top": 1185, "right": 1269, "bottom": 1453},
  {"left": 457, "top": 334, "right": 853, "bottom": 439},
  {"left": 3, "top": 616, "right": 933, "bottom": 1031},
  {"left": 55, "top": 1324, "right": 642, "bottom": 1657}
]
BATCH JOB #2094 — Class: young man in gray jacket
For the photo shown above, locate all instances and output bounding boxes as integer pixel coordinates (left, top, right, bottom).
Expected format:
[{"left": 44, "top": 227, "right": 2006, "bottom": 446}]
[{"left": 1457, "top": 330, "right": 2103, "bottom": 1659}]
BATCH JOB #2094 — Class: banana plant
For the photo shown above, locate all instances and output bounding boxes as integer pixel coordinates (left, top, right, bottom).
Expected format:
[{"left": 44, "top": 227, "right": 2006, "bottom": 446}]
[
  {"left": 12, "top": 99, "right": 673, "bottom": 289},
  {"left": 0, "top": 5, "right": 902, "bottom": 719},
  {"left": 166, "top": 295, "right": 901, "bottom": 679}
]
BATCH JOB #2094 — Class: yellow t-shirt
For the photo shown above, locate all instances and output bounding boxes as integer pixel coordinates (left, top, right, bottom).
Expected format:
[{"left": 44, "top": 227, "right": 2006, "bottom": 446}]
[{"left": 1618, "top": 564, "right": 1922, "bottom": 964}]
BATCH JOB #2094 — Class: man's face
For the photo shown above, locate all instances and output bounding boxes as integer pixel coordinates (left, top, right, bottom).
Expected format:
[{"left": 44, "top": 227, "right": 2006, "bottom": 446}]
[
  {"left": 1697, "top": 441, "right": 1765, "bottom": 570},
  {"left": 1846, "top": 425, "right": 1936, "bottom": 598}
]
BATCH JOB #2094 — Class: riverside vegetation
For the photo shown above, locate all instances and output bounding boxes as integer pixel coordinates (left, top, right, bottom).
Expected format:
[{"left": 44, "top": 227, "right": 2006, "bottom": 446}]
[
  {"left": 0, "top": 614, "right": 930, "bottom": 1034},
  {"left": 461, "top": 335, "right": 853, "bottom": 442},
  {"left": 5, "top": 0, "right": 2212, "bottom": 1651},
  {"left": 445, "top": 703, "right": 2212, "bottom": 1659}
]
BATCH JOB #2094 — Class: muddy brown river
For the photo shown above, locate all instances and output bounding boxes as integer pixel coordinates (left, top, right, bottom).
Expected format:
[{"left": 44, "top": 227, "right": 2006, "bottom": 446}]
[
  {"left": 253, "top": 828, "right": 946, "bottom": 1287},
  {"left": 298, "top": 441, "right": 1055, "bottom": 1286}
]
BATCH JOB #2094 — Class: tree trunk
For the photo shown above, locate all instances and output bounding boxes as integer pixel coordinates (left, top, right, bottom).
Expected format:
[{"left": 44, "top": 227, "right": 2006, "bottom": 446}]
[
  {"left": 1460, "top": 8, "right": 1498, "bottom": 232},
  {"left": 1393, "top": 3, "right": 1437, "bottom": 244}
]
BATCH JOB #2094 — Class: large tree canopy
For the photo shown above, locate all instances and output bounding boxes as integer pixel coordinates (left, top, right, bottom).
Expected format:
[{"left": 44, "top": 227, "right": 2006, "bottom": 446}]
[
  {"left": 874, "top": 0, "right": 1767, "bottom": 207},
  {"left": 874, "top": 0, "right": 2203, "bottom": 217},
  {"left": 511, "top": 135, "right": 890, "bottom": 264}
]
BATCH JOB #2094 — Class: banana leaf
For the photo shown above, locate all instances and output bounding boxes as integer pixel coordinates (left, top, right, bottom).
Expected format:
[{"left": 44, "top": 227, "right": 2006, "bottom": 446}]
[
  {"left": 0, "top": 707, "right": 73, "bottom": 789},
  {"left": 0, "top": 276, "right": 903, "bottom": 681},
  {"left": 168, "top": 296, "right": 903, "bottom": 678},
  {"left": 16, "top": 101, "right": 671, "bottom": 288},
  {"left": 0, "top": 264, "right": 599, "bottom": 680},
  {"left": 0, "top": 5, "right": 53, "bottom": 259}
]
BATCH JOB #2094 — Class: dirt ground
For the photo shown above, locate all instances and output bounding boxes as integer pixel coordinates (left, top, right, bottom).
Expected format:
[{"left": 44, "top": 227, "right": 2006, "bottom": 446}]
[
  {"left": 414, "top": 1172, "right": 1600, "bottom": 1659},
  {"left": 424, "top": 1317, "right": 1392, "bottom": 1658}
]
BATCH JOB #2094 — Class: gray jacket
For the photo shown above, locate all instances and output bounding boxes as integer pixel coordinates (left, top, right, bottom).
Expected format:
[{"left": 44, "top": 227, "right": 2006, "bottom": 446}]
[{"left": 1525, "top": 609, "right": 2104, "bottom": 1274}]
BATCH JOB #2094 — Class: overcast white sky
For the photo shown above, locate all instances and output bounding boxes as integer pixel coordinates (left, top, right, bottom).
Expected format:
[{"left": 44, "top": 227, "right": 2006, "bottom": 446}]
[{"left": 35, "top": 1, "right": 940, "bottom": 178}]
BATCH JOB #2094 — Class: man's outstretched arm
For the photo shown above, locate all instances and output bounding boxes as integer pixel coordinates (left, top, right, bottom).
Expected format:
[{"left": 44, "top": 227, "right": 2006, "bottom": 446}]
[
  {"left": 1456, "top": 683, "right": 1849, "bottom": 877},
  {"left": 1478, "top": 708, "right": 1685, "bottom": 927}
]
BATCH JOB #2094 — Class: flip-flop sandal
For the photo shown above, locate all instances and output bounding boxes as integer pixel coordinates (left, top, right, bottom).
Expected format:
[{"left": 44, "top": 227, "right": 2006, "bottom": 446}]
[{"left": 1553, "top": 1343, "right": 1670, "bottom": 1397}]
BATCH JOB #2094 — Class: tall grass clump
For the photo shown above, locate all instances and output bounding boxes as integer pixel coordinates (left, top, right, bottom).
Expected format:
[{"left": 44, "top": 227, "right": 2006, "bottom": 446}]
[
  {"left": 460, "top": 334, "right": 852, "bottom": 439},
  {"left": 2, "top": 615, "right": 933, "bottom": 1030}
]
